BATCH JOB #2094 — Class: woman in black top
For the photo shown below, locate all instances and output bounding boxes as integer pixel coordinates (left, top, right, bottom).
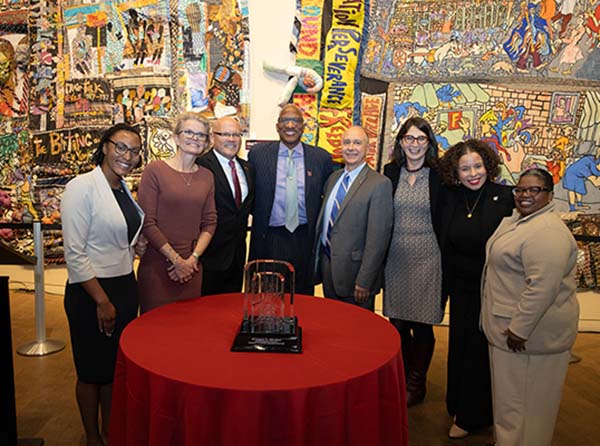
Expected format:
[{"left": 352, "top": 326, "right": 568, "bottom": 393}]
[{"left": 438, "top": 139, "right": 513, "bottom": 438}]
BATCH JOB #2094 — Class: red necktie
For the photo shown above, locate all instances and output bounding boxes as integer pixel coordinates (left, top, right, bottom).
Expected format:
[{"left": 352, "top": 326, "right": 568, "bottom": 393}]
[{"left": 229, "top": 159, "right": 242, "bottom": 208}]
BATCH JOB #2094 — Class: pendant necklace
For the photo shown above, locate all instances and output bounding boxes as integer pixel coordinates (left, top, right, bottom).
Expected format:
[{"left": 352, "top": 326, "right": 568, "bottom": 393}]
[
  {"left": 464, "top": 188, "right": 485, "bottom": 219},
  {"left": 181, "top": 170, "right": 195, "bottom": 187},
  {"left": 177, "top": 164, "right": 197, "bottom": 187}
]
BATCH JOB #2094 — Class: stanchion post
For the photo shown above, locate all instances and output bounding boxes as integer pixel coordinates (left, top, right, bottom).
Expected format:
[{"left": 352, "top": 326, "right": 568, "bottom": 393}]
[{"left": 16, "top": 221, "right": 65, "bottom": 356}]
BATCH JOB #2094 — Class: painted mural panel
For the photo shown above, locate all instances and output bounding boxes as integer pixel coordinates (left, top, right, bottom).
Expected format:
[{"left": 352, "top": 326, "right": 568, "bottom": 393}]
[
  {"left": 63, "top": 78, "right": 113, "bottom": 126},
  {"left": 385, "top": 81, "right": 600, "bottom": 213},
  {"left": 112, "top": 74, "right": 173, "bottom": 123},
  {"left": 29, "top": 0, "right": 61, "bottom": 132},
  {"left": 363, "top": 0, "right": 600, "bottom": 82},
  {"left": 0, "top": 1, "right": 251, "bottom": 259},
  {"left": 360, "top": 91, "right": 386, "bottom": 169},
  {"left": 0, "top": 9, "right": 27, "bottom": 120}
]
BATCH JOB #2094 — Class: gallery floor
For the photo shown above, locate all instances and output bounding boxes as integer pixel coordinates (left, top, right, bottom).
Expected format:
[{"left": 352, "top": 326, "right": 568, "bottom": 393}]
[{"left": 9, "top": 289, "right": 600, "bottom": 446}]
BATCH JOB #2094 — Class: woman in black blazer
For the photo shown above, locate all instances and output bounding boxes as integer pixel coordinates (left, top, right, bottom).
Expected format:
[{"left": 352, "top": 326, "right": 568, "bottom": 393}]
[{"left": 437, "top": 139, "right": 514, "bottom": 439}]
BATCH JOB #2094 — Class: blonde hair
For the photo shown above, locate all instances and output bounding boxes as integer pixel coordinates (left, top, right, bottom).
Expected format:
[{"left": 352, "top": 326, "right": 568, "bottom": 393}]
[{"left": 173, "top": 111, "right": 210, "bottom": 135}]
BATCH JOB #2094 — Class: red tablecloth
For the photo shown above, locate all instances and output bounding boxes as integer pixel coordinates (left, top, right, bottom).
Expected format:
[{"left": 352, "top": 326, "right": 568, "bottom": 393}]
[{"left": 109, "top": 294, "right": 408, "bottom": 446}]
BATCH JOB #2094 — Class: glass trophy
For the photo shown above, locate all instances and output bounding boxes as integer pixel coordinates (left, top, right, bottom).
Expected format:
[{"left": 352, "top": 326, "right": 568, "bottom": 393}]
[{"left": 231, "top": 260, "right": 302, "bottom": 353}]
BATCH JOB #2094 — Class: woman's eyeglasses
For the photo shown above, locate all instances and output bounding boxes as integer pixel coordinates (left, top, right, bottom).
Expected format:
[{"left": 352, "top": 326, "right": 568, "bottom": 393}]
[
  {"left": 178, "top": 129, "right": 208, "bottom": 140},
  {"left": 109, "top": 139, "right": 142, "bottom": 157},
  {"left": 512, "top": 187, "right": 551, "bottom": 196},
  {"left": 402, "top": 135, "right": 428, "bottom": 145}
]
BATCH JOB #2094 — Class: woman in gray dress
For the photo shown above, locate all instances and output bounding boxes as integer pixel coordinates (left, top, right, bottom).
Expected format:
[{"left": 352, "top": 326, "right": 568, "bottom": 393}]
[{"left": 383, "top": 117, "right": 442, "bottom": 406}]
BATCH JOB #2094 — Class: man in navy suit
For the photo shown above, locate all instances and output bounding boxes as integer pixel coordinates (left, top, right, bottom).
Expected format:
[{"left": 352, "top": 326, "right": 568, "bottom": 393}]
[
  {"left": 248, "top": 104, "right": 333, "bottom": 295},
  {"left": 197, "top": 116, "right": 255, "bottom": 294}
]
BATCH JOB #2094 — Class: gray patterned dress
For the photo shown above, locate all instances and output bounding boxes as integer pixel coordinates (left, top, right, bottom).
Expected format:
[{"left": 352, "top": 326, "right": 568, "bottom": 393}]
[{"left": 383, "top": 167, "right": 443, "bottom": 324}]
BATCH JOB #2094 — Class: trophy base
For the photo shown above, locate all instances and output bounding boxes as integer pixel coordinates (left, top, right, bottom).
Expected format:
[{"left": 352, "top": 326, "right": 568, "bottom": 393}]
[{"left": 231, "top": 323, "right": 303, "bottom": 354}]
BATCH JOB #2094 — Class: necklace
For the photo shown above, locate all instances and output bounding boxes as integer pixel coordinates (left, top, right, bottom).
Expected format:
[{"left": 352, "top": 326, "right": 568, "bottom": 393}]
[
  {"left": 165, "top": 159, "right": 197, "bottom": 187},
  {"left": 405, "top": 164, "right": 424, "bottom": 173},
  {"left": 181, "top": 170, "right": 195, "bottom": 187},
  {"left": 464, "top": 188, "right": 485, "bottom": 219}
]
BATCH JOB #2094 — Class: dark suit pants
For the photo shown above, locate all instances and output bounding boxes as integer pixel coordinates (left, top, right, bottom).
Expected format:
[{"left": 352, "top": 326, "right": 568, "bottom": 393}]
[
  {"left": 321, "top": 252, "right": 375, "bottom": 311},
  {"left": 446, "top": 285, "right": 493, "bottom": 431},
  {"left": 201, "top": 255, "right": 245, "bottom": 296},
  {"left": 263, "top": 225, "right": 314, "bottom": 296}
]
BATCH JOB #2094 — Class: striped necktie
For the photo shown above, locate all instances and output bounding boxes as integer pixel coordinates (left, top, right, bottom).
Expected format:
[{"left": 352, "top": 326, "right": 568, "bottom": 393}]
[{"left": 324, "top": 174, "right": 350, "bottom": 257}]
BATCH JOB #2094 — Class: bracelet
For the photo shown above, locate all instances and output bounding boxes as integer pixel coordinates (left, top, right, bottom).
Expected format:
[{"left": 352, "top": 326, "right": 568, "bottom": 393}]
[
  {"left": 191, "top": 252, "right": 200, "bottom": 262},
  {"left": 166, "top": 247, "right": 180, "bottom": 264}
]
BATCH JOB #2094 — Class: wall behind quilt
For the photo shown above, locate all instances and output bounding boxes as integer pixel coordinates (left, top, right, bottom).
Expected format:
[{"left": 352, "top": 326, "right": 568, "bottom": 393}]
[{"left": 1, "top": 0, "right": 298, "bottom": 291}]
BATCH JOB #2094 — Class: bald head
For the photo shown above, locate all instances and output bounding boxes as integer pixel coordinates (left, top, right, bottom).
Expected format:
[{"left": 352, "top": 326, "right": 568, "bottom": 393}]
[
  {"left": 277, "top": 104, "right": 305, "bottom": 148},
  {"left": 341, "top": 126, "right": 369, "bottom": 171},
  {"left": 211, "top": 116, "right": 242, "bottom": 160}
]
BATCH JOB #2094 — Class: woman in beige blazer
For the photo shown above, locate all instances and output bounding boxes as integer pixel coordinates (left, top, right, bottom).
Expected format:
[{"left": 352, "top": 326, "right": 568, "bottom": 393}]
[{"left": 482, "top": 168, "right": 579, "bottom": 446}]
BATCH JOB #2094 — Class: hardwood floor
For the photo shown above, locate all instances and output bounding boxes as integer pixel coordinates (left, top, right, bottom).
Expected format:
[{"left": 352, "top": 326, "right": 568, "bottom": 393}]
[{"left": 8, "top": 289, "right": 600, "bottom": 445}]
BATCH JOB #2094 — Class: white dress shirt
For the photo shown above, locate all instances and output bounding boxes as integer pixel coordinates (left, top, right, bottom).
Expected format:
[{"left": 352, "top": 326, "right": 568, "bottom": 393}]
[{"left": 213, "top": 149, "right": 249, "bottom": 202}]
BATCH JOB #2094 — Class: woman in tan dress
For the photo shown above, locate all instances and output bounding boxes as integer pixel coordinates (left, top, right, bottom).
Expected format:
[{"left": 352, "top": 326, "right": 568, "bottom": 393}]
[{"left": 137, "top": 112, "right": 217, "bottom": 313}]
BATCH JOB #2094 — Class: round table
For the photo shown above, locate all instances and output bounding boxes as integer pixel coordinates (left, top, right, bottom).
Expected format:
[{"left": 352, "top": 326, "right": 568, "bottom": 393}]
[{"left": 109, "top": 294, "right": 407, "bottom": 446}]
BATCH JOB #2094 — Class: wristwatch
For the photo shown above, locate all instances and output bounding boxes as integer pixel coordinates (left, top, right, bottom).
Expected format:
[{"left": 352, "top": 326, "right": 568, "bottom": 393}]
[{"left": 191, "top": 252, "right": 200, "bottom": 262}]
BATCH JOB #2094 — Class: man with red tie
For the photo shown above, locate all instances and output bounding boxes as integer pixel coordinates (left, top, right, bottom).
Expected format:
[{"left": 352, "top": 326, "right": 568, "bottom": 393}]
[{"left": 197, "top": 116, "right": 255, "bottom": 294}]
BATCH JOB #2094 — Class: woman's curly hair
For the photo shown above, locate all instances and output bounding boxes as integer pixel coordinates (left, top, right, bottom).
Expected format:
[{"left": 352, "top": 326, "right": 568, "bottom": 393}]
[{"left": 439, "top": 139, "right": 501, "bottom": 187}]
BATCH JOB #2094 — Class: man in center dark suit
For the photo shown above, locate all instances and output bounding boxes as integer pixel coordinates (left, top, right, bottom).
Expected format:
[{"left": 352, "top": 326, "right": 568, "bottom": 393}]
[
  {"left": 248, "top": 104, "right": 333, "bottom": 295},
  {"left": 197, "top": 116, "right": 255, "bottom": 295},
  {"left": 314, "top": 125, "right": 393, "bottom": 310}
]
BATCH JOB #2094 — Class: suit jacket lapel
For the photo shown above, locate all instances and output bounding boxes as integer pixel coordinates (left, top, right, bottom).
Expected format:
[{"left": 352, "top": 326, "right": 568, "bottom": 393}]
[
  {"left": 207, "top": 150, "right": 237, "bottom": 208},
  {"left": 317, "top": 169, "right": 343, "bottom": 231},
  {"left": 237, "top": 156, "right": 253, "bottom": 207},
  {"left": 303, "top": 143, "right": 317, "bottom": 201},
  {"left": 335, "top": 166, "right": 369, "bottom": 223},
  {"left": 266, "top": 142, "right": 279, "bottom": 207}
]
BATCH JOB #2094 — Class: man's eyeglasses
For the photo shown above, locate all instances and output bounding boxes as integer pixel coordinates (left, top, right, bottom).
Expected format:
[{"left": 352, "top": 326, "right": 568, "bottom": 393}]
[
  {"left": 213, "top": 131, "right": 243, "bottom": 138},
  {"left": 278, "top": 117, "right": 303, "bottom": 125},
  {"left": 109, "top": 139, "right": 142, "bottom": 157},
  {"left": 402, "top": 135, "right": 428, "bottom": 145},
  {"left": 512, "top": 187, "right": 551, "bottom": 196},
  {"left": 178, "top": 129, "right": 208, "bottom": 140}
]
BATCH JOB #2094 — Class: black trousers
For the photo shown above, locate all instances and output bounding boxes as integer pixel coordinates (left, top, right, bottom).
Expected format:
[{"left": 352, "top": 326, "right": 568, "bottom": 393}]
[
  {"left": 201, "top": 255, "right": 245, "bottom": 295},
  {"left": 262, "top": 224, "right": 314, "bottom": 295},
  {"left": 446, "top": 285, "right": 493, "bottom": 431}
]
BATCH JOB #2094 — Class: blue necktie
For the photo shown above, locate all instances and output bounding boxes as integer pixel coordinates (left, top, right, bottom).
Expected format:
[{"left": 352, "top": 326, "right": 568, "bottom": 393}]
[{"left": 324, "top": 174, "right": 350, "bottom": 258}]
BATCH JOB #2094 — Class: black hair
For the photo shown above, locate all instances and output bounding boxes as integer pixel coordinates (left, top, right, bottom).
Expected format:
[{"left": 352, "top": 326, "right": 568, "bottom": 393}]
[
  {"left": 439, "top": 139, "right": 501, "bottom": 186},
  {"left": 91, "top": 123, "right": 142, "bottom": 168},
  {"left": 391, "top": 116, "right": 439, "bottom": 169}
]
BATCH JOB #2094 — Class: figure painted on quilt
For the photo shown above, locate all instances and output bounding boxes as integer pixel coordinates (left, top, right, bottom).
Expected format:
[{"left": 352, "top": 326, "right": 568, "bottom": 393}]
[
  {"left": 562, "top": 145, "right": 600, "bottom": 212},
  {"left": 504, "top": 1, "right": 552, "bottom": 72},
  {"left": 0, "top": 38, "right": 18, "bottom": 117}
]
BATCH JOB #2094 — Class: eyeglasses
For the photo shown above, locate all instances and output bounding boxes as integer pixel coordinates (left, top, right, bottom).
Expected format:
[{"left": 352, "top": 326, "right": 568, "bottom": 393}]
[
  {"left": 213, "top": 131, "right": 243, "bottom": 138},
  {"left": 108, "top": 139, "right": 142, "bottom": 157},
  {"left": 178, "top": 129, "right": 208, "bottom": 140},
  {"left": 278, "top": 117, "right": 303, "bottom": 125},
  {"left": 402, "top": 135, "right": 428, "bottom": 145},
  {"left": 512, "top": 186, "right": 551, "bottom": 196}
]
